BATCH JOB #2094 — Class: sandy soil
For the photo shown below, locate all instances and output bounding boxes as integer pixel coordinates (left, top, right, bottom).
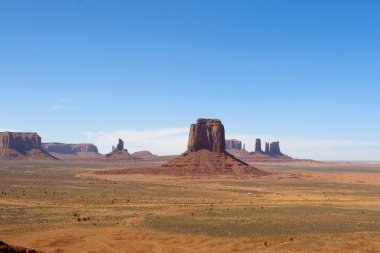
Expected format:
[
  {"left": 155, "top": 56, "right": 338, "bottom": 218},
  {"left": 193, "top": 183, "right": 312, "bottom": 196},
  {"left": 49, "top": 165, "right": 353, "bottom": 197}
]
[{"left": 1, "top": 160, "right": 380, "bottom": 252}]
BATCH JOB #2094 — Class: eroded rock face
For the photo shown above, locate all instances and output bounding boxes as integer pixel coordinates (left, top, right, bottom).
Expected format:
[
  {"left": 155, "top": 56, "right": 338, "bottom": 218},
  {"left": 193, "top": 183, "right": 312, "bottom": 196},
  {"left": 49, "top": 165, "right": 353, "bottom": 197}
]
[
  {"left": 156, "top": 118, "right": 266, "bottom": 176},
  {"left": 264, "top": 142, "right": 270, "bottom": 154},
  {"left": 225, "top": 139, "right": 242, "bottom": 150},
  {"left": 269, "top": 141, "right": 282, "bottom": 156},
  {"left": 106, "top": 138, "right": 135, "bottom": 160},
  {"left": 42, "top": 143, "right": 98, "bottom": 154},
  {"left": 187, "top": 118, "right": 225, "bottom": 153},
  {"left": 116, "top": 138, "right": 124, "bottom": 151},
  {"left": 0, "top": 241, "right": 38, "bottom": 253},
  {"left": 0, "top": 132, "right": 57, "bottom": 160},
  {"left": 255, "top": 138, "right": 263, "bottom": 153},
  {"left": 0, "top": 132, "right": 41, "bottom": 154}
]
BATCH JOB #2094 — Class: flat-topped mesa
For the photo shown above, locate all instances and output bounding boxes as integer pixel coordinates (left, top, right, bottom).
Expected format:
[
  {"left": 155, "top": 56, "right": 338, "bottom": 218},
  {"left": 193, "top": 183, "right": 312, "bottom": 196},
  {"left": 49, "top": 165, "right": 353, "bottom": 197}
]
[
  {"left": 42, "top": 143, "right": 98, "bottom": 154},
  {"left": 255, "top": 138, "right": 263, "bottom": 153},
  {"left": 269, "top": 141, "right": 283, "bottom": 156},
  {"left": 0, "top": 131, "right": 57, "bottom": 160},
  {"left": 0, "top": 132, "right": 41, "bottom": 154},
  {"left": 196, "top": 118, "right": 221, "bottom": 124},
  {"left": 187, "top": 118, "right": 225, "bottom": 153},
  {"left": 225, "top": 139, "right": 242, "bottom": 150}
]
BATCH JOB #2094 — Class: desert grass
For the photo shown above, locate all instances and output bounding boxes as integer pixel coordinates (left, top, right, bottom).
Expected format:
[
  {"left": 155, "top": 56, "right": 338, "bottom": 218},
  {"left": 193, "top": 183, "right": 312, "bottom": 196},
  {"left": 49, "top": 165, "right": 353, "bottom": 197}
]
[{"left": 1, "top": 160, "right": 380, "bottom": 252}]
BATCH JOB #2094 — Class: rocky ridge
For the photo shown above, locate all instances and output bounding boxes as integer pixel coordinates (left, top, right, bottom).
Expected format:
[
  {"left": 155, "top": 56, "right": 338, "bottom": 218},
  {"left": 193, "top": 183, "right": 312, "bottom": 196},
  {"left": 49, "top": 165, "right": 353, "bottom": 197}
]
[
  {"left": 0, "top": 132, "right": 57, "bottom": 160},
  {"left": 42, "top": 143, "right": 101, "bottom": 159}
]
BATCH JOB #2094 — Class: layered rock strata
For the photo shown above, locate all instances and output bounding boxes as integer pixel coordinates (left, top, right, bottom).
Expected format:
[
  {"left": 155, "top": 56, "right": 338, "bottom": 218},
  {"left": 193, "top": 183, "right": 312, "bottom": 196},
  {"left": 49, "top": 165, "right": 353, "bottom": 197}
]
[
  {"left": 269, "top": 141, "right": 282, "bottom": 156},
  {"left": 42, "top": 143, "right": 99, "bottom": 154},
  {"left": 0, "top": 132, "right": 57, "bottom": 160},
  {"left": 255, "top": 138, "right": 263, "bottom": 153},
  {"left": 225, "top": 139, "right": 242, "bottom": 150},
  {"left": 159, "top": 118, "right": 266, "bottom": 176},
  {"left": 187, "top": 119, "right": 225, "bottom": 153},
  {"left": 106, "top": 138, "right": 136, "bottom": 161}
]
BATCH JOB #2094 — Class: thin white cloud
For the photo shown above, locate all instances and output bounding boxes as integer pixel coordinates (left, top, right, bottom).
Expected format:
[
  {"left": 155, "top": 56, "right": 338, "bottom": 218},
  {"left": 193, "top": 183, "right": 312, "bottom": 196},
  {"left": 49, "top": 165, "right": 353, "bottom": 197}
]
[
  {"left": 84, "top": 127, "right": 189, "bottom": 155},
  {"left": 49, "top": 104, "right": 79, "bottom": 111},
  {"left": 227, "top": 134, "right": 380, "bottom": 161},
  {"left": 49, "top": 98, "right": 79, "bottom": 111}
]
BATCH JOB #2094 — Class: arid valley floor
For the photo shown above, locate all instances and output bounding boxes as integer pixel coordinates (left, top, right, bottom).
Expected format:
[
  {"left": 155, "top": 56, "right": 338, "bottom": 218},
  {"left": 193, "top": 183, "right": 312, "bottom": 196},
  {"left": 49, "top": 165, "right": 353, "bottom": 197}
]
[{"left": 2, "top": 161, "right": 380, "bottom": 252}]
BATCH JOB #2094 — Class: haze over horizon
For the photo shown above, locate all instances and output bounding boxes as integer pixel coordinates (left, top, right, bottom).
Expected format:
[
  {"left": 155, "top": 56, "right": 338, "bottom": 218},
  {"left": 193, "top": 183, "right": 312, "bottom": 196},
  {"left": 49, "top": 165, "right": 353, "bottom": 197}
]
[{"left": 1, "top": 0, "right": 379, "bottom": 160}]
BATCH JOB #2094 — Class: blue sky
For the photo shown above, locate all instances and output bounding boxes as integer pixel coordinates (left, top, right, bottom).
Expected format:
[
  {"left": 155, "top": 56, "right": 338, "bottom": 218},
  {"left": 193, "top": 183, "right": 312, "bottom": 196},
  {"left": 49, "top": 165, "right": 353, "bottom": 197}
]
[{"left": 1, "top": 0, "right": 379, "bottom": 160}]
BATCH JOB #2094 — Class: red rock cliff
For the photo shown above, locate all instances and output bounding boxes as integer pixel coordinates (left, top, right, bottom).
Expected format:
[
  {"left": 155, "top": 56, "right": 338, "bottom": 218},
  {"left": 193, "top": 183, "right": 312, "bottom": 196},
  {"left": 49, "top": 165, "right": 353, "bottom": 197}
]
[
  {"left": 0, "top": 132, "right": 41, "bottom": 154},
  {"left": 187, "top": 118, "right": 225, "bottom": 153}
]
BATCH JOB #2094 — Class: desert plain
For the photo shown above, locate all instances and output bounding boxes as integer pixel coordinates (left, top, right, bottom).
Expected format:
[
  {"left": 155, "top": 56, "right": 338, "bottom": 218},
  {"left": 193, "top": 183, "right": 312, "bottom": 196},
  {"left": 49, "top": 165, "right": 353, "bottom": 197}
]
[{"left": 2, "top": 160, "right": 380, "bottom": 252}]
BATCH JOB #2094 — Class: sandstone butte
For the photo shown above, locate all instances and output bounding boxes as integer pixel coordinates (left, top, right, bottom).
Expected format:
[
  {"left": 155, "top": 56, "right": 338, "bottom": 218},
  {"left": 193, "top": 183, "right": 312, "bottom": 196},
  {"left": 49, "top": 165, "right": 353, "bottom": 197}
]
[
  {"left": 156, "top": 118, "right": 266, "bottom": 176},
  {"left": 225, "top": 139, "right": 242, "bottom": 150},
  {"left": 105, "top": 138, "right": 137, "bottom": 161},
  {"left": 225, "top": 137, "right": 295, "bottom": 163},
  {"left": 0, "top": 131, "right": 57, "bottom": 160}
]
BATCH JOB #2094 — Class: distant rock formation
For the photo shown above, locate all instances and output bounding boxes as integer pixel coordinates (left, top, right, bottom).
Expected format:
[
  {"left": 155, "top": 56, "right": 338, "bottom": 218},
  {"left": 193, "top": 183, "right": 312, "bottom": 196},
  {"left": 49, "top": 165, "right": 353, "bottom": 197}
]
[
  {"left": 255, "top": 138, "right": 263, "bottom": 153},
  {"left": 42, "top": 143, "right": 101, "bottom": 159},
  {"left": 264, "top": 142, "right": 270, "bottom": 154},
  {"left": 188, "top": 119, "right": 225, "bottom": 153},
  {"left": 106, "top": 138, "right": 136, "bottom": 161},
  {"left": 0, "top": 132, "right": 57, "bottom": 160},
  {"left": 225, "top": 139, "right": 242, "bottom": 150},
  {"left": 253, "top": 139, "right": 284, "bottom": 156},
  {"left": 226, "top": 138, "right": 294, "bottom": 163},
  {"left": 132, "top": 150, "right": 157, "bottom": 157},
  {"left": 158, "top": 118, "right": 266, "bottom": 176},
  {"left": 116, "top": 138, "right": 124, "bottom": 151},
  {"left": 269, "top": 141, "right": 283, "bottom": 156},
  {"left": 130, "top": 150, "right": 176, "bottom": 162},
  {"left": 1, "top": 132, "right": 41, "bottom": 151},
  {"left": 42, "top": 143, "right": 98, "bottom": 154}
]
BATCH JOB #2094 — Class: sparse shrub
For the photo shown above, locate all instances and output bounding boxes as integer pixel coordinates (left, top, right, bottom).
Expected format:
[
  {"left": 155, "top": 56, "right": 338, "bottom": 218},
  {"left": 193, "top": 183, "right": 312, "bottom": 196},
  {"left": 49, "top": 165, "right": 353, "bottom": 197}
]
[
  {"left": 290, "top": 238, "right": 294, "bottom": 241},
  {"left": 264, "top": 241, "right": 268, "bottom": 247}
]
